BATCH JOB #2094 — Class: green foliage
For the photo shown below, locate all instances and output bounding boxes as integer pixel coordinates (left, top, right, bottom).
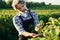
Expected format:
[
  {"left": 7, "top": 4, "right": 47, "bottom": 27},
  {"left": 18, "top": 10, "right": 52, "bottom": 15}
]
[
  {"left": 29, "top": 17, "right": 60, "bottom": 40},
  {"left": 0, "top": 9, "right": 18, "bottom": 40},
  {"left": 0, "top": 0, "right": 12, "bottom": 9},
  {"left": 0, "top": 0, "right": 60, "bottom": 9},
  {"left": 26, "top": 2, "right": 45, "bottom": 8},
  {"left": 0, "top": 9, "right": 60, "bottom": 40},
  {"left": 42, "top": 17, "right": 60, "bottom": 40},
  {"left": 0, "top": 15, "right": 18, "bottom": 40}
]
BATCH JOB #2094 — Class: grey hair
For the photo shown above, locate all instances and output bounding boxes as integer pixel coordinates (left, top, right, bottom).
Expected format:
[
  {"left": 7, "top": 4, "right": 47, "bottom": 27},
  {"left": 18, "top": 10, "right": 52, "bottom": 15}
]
[{"left": 12, "top": 0, "right": 27, "bottom": 10}]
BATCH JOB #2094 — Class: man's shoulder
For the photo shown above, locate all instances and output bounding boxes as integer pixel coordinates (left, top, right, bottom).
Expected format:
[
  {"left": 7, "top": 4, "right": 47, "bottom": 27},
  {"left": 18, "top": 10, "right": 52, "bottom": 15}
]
[
  {"left": 29, "top": 11, "right": 37, "bottom": 15},
  {"left": 30, "top": 11, "right": 36, "bottom": 14}
]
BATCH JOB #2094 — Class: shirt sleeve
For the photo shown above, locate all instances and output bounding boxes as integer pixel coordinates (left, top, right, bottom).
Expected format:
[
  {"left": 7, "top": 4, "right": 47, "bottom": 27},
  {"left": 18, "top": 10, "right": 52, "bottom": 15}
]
[
  {"left": 31, "top": 12, "right": 39, "bottom": 28},
  {"left": 13, "top": 16, "right": 25, "bottom": 36}
]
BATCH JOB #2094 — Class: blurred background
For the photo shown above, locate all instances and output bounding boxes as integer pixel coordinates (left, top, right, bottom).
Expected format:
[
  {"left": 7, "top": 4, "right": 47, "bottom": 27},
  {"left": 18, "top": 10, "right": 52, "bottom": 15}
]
[{"left": 0, "top": 0, "right": 60, "bottom": 40}]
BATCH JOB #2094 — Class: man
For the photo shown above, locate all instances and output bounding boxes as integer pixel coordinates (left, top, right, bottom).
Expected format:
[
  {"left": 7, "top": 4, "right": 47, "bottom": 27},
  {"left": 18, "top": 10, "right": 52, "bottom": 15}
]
[{"left": 12, "top": 0, "right": 41, "bottom": 40}]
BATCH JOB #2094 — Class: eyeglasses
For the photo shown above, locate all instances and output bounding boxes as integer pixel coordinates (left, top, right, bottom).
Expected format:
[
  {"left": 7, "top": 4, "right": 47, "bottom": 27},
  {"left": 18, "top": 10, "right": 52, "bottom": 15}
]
[{"left": 18, "top": 1, "right": 25, "bottom": 4}]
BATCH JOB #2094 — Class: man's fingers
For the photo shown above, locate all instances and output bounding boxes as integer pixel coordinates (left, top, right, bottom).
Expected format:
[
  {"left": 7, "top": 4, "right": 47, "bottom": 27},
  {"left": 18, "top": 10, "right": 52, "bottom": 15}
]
[{"left": 32, "top": 34, "right": 40, "bottom": 38}]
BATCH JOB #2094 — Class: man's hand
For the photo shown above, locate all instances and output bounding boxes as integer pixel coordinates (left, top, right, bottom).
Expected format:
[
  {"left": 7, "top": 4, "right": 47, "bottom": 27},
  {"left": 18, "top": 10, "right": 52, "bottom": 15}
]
[
  {"left": 22, "top": 31, "right": 39, "bottom": 38},
  {"left": 22, "top": 31, "right": 33, "bottom": 37},
  {"left": 31, "top": 33, "right": 40, "bottom": 38},
  {"left": 35, "top": 23, "right": 42, "bottom": 32}
]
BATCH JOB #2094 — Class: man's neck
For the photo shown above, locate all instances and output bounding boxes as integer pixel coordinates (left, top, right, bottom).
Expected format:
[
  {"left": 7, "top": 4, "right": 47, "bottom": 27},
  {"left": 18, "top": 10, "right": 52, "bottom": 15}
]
[{"left": 19, "top": 10, "right": 27, "bottom": 14}]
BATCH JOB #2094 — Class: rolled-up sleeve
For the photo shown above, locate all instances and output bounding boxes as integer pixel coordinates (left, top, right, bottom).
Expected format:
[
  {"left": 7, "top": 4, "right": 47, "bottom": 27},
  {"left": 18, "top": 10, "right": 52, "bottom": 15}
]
[{"left": 13, "top": 16, "right": 25, "bottom": 36}]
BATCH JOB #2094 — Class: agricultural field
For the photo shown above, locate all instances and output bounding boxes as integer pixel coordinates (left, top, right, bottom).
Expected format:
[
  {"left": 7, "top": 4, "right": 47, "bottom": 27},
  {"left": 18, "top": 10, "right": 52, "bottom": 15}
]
[
  {"left": 0, "top": 9, "right": 60, "bottom": 40},
  {"left": 0, "top": 9, "right": 60, "bottom": 16}
]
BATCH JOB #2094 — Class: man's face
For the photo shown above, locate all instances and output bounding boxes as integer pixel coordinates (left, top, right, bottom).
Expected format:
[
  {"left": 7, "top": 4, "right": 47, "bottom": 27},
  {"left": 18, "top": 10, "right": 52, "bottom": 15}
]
[{"left": 15, "top": 3, "right": 26, "bottom": 12}]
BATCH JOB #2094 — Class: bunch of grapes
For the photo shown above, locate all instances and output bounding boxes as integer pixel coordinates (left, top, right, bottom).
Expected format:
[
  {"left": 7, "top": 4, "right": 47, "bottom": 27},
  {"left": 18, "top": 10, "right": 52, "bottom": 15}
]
[
  {"left": 28, "top": 17, "right": 60, "bottom": 40},
  {"left": 42, "top": 17, "right": 60, "bottom": 40}
]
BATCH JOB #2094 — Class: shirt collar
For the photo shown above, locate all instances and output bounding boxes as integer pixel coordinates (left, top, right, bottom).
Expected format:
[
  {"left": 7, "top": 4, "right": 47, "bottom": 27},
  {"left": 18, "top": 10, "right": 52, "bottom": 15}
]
[{"left": 17, "top": 10, "right": 28, "bottom": 16}]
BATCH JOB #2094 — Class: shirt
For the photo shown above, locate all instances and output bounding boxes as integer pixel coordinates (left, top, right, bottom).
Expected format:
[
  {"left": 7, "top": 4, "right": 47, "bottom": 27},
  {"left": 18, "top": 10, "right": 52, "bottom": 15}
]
[{"left": 13, "top": 11, "right": 39, "bottom": 36}]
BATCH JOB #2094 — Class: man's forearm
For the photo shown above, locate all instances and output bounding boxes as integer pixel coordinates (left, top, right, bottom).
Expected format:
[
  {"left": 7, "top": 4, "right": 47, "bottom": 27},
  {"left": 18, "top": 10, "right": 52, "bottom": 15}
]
[
  {"left": 22, "top": 31, "right": 33, "bottom": 37},
  {"left": 22, "top": 31, "right": 40, "bottom": 38}
]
